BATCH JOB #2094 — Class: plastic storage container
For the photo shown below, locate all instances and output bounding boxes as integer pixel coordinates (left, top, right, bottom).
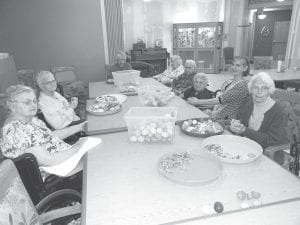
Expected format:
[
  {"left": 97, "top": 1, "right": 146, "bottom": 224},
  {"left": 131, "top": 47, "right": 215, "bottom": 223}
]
[
  {"left": 124, "top": 107, "right": 177, "bottom": 143},
  {"left": 137, "top": 86, "right": 175, "bottom": 106},
  {"left": 112, "top": 70, "right": 141, "bottom": 86}
]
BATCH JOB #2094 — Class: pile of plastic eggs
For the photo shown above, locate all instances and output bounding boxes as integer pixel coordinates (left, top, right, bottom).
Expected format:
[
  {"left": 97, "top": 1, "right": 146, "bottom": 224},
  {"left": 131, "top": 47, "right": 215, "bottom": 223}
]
[{"left": 128, "top": 119, "right": 175, "bottom": 143}]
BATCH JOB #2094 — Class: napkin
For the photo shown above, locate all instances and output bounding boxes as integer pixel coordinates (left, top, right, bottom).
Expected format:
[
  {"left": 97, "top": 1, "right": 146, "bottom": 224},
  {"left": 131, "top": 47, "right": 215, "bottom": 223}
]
[{"left": 41, "top": 137, "right": 102, "bottom": 176}]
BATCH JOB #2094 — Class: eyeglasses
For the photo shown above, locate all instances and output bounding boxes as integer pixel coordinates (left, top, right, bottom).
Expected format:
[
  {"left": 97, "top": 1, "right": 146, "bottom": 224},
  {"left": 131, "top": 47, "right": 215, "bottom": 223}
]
[
  {"left": 251, "top": 86, "right": 269, "bottom": 93},
  {"left": 42, "top": 80, "right": 56, "bottom": 85},
  {"left": 13, "top": 99, "right": 37, "bottom": 106}
]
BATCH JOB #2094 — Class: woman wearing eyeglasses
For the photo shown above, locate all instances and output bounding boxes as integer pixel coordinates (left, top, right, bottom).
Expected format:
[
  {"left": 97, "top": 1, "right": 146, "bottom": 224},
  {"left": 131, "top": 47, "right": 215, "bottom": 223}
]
[
  {"left": 230, "top": 72, "right": 288, "bottom": 149},
  {"left": 0, "top": 84, "right": 86, "bottom": 177},
  {"left": 36, "top": 70, "right": 81, "bottom": 130}
]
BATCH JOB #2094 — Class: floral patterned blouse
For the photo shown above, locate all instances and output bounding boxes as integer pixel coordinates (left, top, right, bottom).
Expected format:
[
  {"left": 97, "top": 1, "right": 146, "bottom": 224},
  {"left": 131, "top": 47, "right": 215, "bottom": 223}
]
[{"left": 0, "top": 117, "right": 71, "bottom": 159}]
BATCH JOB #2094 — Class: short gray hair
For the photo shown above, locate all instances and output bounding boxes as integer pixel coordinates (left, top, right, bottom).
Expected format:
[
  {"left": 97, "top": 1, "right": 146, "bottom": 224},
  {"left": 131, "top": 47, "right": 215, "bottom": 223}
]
[
  {"left": 170, "top": 55, "right": 182, "bottom": 66},
  {"left": 115, "top": 51, "right": 126, "bottom": 60},
  {"left": 185, "top": 60, "right": 196, "bottom": 69},
  {"left": 36, "top": 70, "right": 55, "bottom": 87},
  {"left": 6, "top": 84, "right": 35, "bottom": 102},
  {"left": 248, "top": 72, "right": 275, "bottom": 94},
  {"left": 193, "top": 73, "right": 208, "bottom": 84}
]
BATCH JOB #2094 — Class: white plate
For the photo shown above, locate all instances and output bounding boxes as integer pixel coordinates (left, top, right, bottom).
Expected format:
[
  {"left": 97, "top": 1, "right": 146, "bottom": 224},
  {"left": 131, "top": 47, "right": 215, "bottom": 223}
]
[
  {"left": 95, "top": 94, "right": 127, "bottom": 104},
  {"left": 158, "top": 151, "right": 223, "bottom": 186},
  {"left": 201, "top": 135, "right": 263, "bottom": 164}
]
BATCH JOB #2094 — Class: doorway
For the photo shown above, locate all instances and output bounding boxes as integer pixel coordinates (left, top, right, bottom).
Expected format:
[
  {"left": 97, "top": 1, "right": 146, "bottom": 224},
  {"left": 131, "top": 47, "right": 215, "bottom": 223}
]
[{"left": 252, "top": 9, "right": 292, "bottom": 60}]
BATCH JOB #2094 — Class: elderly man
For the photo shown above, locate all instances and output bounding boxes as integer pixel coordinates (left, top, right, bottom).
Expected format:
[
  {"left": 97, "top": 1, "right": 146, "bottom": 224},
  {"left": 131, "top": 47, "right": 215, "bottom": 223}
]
[
  {"left": 107, "top": 51, "right": 132, "bottom": 82},
  {"left": 171, "top": 60, "right": 197, "bottom": 96},
  {"left": 36, "top": 70, "right": 81, "bottom": 130}
]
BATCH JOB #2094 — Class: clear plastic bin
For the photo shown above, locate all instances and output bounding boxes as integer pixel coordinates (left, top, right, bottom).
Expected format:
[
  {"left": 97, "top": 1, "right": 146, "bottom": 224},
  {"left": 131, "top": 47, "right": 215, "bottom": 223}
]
[
  {"left": 124, "top": 107, "right": 177, "bottom": 143},
  {"left": 137, "top": 86, "right": 175, "bottom": 107},
  {"left": 112, "top": 70, "right": 141, "bottom": 86}
]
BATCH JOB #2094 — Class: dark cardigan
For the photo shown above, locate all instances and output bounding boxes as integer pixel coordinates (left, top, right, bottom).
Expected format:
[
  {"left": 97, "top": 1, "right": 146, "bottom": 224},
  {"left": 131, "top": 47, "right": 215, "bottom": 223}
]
[{"left": 237, "top": 99, "right": 288, "bottom": 149}]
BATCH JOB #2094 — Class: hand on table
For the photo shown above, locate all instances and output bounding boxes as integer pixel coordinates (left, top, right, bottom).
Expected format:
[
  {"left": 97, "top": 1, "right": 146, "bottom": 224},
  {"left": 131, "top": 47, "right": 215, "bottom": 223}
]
[
  {"left": 187, "top": 97, "right": 199, "bottom": 106},
  {"left": 229, "top": 119, "right": 246, "bottom": 134},
  {"left": 74, "top": 121, "right": 88, "bottom": 133}
]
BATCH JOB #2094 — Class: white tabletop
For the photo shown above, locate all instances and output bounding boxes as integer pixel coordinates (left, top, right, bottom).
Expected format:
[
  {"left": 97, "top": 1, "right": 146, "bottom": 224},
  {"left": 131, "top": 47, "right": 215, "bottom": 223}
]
[
  {"left": 82, "top": 127, "right": 300, "bottom": 225},
  {"left": 169, "top": 198, "right": 300, "bottom": 225},
  {"left": 252, "top": 69, "right": 300, "bottom": 81},
  {"left": 87, "top": 78, "right": 208, "bottom": 135}
]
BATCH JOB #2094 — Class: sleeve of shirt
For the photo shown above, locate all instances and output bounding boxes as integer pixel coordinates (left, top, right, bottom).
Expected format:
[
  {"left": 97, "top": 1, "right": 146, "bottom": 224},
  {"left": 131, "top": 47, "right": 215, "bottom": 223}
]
[
  {"left": 0, "top": 123, "right": 30, "bottom": 158},
  {"left": 39, "top": 94, "right": 73, "bottom": 130},
  {"left": 219, "top": 81, "right": 248, "bottom": 105},
  {"left": 243, "top": 107, "right": 287, "bottom": 149}
]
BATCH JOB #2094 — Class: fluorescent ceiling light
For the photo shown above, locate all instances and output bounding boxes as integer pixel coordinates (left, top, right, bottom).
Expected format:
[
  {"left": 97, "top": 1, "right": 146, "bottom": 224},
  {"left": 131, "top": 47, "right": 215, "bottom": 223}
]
[{"left": 276, "top": 0, "right": 285, "bottom": 2}]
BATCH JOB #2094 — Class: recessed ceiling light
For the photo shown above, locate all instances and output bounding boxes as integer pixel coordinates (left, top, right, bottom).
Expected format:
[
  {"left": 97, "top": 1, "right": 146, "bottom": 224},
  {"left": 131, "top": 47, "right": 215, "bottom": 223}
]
[
  {"left": 276, "top": 0, "right": 285, "bottom": 2},
  {"left": 258, "top": 14, "right": 267, "bottom": 19}
]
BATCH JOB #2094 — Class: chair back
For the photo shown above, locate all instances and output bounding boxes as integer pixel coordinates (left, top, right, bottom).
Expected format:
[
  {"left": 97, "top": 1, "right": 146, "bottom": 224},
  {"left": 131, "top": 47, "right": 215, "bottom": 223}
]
[
  {"left": 13, "top": 153, "right": 45, "bottom": 205},
  {"left": 272, "top": 89, "right": 300, "bottom": 142},
  {"left": 131, "top": 61, "right": 158, "bottom": 78},
  {"left": 223, "top": 47, "right": 234, "bottom": 64},
  {"left": 0, "top": 159, "right": 42, "bottom": 225},
  {"left": 51, "top": 66, "right": 77, "bottom": 83}
]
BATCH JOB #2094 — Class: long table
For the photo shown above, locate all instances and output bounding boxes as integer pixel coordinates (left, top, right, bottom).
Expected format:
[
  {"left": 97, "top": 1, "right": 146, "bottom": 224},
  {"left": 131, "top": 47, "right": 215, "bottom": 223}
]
[
  {"left": 86, "top": 78, "right": 208, "bottom": 135},
  {"left": 82, "top": 127, "right": 300, "bottom": 225}
]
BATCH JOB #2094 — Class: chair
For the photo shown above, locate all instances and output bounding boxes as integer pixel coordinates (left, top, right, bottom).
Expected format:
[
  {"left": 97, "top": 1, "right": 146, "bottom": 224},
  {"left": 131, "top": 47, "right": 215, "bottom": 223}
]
[
  {"left": 50, "top": 66, "right": 76, "bottom": 83},
  {"left": 222, "top": 47, "right": 234, "bottom": 72},
  {"left": 264, "top": 89, "right": 300, "bottom": 174},
  {"left": 50, "top": 66, "right": 88, "bottom": 120},
  {"left": 12, "top": 153, "right": 83, "bottom": 205},
  {"left": 131, "top": 61, "right": 158, "bottom": 78},
  {"left": 0, "top": 159, "right": 81, "bottom": 225}
]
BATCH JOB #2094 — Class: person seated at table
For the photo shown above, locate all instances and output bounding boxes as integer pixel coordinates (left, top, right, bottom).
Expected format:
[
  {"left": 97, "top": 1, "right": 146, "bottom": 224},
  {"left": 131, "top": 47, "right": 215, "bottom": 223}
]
[
  {"left": 153, "top": 55, "right": 184, "bottom": 85},
  {"left": 230, "top": 72, "right": 288, "bottom": 149},
  {"left": 183, "top": 73, "right": 215, "bottom": 101},
  {"left": 36, "top": 70, "right": 81, "bottom": 130},
  {"left": 106, "top": 50, "right": 132, "bottom": 82},
  {"left": 0, "top": 84, "right": 87, "bottom": 177},
  {"left": 171, "top": 60, "right": 197, "bottom": 96},
  {"left": 187, "top": 56, "right": 251, "bottom": 120}
]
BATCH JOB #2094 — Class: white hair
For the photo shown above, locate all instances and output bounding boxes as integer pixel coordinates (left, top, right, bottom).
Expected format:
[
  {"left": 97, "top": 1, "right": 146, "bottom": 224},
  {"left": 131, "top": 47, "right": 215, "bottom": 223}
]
[
  {"left": 248, "top": 72, "right": 275, "bottom": 94},
  {"left": 170, "top": 55, "right": 182, "bottom": 66},
  {"left": 36, "top": 70, "right": 55, "bottom": 87},
  {"left": 185, "top": 60, "right": 196, "bottom": 69},
  {"left": 193, "top": 73, "right": 208, "bottom": 84}
]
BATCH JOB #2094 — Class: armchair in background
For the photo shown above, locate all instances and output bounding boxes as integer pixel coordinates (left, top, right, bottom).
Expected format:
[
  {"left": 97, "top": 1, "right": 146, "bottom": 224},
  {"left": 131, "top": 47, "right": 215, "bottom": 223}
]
[{"left": 50, "top": 66, "right": 88, "bottom": 120}]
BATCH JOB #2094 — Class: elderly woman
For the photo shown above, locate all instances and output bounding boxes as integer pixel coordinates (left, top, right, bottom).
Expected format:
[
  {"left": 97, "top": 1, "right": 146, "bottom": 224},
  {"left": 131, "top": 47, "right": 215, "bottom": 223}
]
[
  {"left": 107, "top": 50, "right": 132, "bottom": 82},
  {"left": 183, "top": 73, "right": 215, "bottom": 100},
  {"left": 154, "top": 55, "right": 184, "bottom": 85},
  {"left": 37, "top": 70, "right": 81, "bottom": 130},
  {"left": 187, "top": 57, "right": 250, "bottom": 120},
  {"left": 230, "top": 72, "right": 288, "bottom": 149},
  {"left": 171, "top": 60, "right": 197, "bottom": 96},
  {"left": 0, "top": 84, "right": 87, "bottom": 173}
]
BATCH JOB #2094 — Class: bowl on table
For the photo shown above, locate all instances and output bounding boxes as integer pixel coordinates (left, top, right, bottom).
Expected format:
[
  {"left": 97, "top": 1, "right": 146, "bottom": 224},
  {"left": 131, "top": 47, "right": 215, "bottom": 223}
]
[
  {"left": 137, "top": 85, "right": 175, "bottom": 107},
  {"left": 180, "top": 118, "right": 224, "bottom": 138}
]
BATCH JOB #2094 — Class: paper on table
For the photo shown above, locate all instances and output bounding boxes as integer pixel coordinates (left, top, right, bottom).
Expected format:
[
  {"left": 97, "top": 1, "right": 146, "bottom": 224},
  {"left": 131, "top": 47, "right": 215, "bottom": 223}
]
[{"left": 41, "top": 137, "right": 102, "bottom": 176}]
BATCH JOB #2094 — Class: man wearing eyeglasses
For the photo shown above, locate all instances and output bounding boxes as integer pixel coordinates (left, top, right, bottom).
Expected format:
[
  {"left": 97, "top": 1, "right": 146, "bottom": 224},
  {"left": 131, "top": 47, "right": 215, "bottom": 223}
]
[{"left": 36, "top": 70, "right": 81, "bottom": 130}]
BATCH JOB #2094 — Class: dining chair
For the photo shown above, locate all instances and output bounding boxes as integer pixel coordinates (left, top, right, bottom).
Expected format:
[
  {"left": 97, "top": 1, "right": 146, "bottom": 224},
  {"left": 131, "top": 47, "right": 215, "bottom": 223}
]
[
  {"left": 0, "top": 159, "right": 81, "bottom": 225},
  {"left": 264, "top": 89, "right": 300, "bottom": 175}
]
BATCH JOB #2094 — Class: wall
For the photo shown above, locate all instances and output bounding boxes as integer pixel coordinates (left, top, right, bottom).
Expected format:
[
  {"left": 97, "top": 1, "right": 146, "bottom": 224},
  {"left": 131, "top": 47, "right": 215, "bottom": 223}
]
[
  {"left": 0, "top": 0, "right": 106, "bottom": 82},
  {"left": 123, "top": 0, "right": 225, "bottom": 54}
]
